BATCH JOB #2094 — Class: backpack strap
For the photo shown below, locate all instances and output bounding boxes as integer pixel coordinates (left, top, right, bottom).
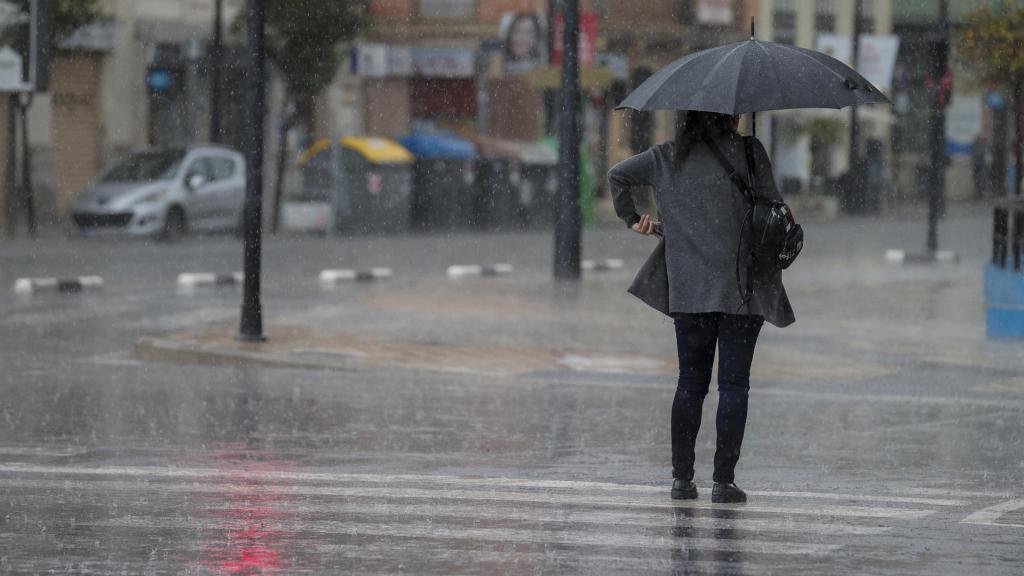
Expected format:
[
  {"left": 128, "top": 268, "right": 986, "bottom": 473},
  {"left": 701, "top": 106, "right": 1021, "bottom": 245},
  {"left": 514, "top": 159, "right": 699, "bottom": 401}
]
[
  {"left": 743, "top": 136, "right": 758, "bottom": 200},
  {"left": 699, "top": 131, "right": 755, "bottom": 205}
]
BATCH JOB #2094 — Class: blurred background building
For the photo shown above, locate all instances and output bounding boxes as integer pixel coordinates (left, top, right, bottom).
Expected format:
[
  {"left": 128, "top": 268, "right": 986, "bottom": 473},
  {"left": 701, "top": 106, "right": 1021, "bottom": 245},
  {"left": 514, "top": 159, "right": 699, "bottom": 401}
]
[{"left": 0, "top": 0, "right": 1016, "bottom": 229}]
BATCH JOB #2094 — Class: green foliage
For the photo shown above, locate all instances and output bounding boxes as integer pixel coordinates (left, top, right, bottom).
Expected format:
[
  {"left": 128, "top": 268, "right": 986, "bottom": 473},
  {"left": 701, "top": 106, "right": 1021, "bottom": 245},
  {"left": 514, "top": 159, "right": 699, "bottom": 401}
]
[
  {"left": 264, "top": 0, "right": 368, "bottom": 98},
  {"left": 52, "top": 0, "right": 102, "bottom": 45},
  {"left": 959, "top": 3, "right": 1024, "bottom": 86}
]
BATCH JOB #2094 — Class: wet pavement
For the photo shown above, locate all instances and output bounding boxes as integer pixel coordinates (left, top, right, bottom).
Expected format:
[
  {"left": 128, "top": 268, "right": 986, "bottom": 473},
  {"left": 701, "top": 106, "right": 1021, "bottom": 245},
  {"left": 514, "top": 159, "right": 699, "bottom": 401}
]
[{"left": 1, "top": 206, "right": 1023, "bottom": 574}]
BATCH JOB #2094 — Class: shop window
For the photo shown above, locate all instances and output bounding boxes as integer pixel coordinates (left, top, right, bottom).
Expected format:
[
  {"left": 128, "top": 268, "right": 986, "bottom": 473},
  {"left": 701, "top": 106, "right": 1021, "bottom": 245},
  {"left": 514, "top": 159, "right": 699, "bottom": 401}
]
[
  {"left": 420, "top": 0, "right": 475, "bottom": 18},
  {"left": 773, "top": 0, "right": 796, "bottom": 45},
  {"left": 815, "top": 0, "right": 835, "bottom": 33},
  {"left": 858, "top": 0, "right": 875, "bottom": 33}
]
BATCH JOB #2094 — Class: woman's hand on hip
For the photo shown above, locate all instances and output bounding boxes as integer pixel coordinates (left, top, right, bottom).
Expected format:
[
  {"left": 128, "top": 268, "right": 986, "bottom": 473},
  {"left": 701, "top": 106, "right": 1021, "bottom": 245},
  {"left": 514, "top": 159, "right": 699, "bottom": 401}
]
[{"left": 631, "top": 214, "right": 661, "bottom": 236}]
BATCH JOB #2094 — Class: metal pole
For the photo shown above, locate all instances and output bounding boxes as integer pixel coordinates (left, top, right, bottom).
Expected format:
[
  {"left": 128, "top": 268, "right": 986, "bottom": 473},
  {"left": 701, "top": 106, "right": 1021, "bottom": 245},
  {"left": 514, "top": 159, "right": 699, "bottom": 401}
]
[
  {"left": 210, "top": 0, "right": 223, "bottom": 143},
  {"left": 238, "top": 0, "right": 266, "bottom": 341},
  {"left": 926, "top": 0, "right": 949, "bottom": 253},
  {"left": 19, "top": 94, "right": 35, "bottom": 238},
  {"left": 4, "top": 94, "right": 18, "bottom": 238},
  {"left": 849, "top": 0, "right": 862, "bottom": 198},
  {"left": 553, "top": 0, "right": 581, "bottom": 280}
]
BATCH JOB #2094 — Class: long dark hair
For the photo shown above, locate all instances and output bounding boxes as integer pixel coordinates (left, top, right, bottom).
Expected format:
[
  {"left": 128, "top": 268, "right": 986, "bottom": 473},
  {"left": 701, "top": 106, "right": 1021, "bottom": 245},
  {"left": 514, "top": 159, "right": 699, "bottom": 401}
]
[{"left": 673, "top": 111, "right": 737, "bottom": 169}]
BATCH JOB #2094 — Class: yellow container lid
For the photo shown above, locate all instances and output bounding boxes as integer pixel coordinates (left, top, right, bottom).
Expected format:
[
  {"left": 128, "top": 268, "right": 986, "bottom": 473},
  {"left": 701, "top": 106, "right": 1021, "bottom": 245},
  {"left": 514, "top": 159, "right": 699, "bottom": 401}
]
[
  {"left": 296, "top": 138, "right": 333, "bottom": 167},
  {"left": 340, "top": 137, "right": 414, "bottom": 165}
]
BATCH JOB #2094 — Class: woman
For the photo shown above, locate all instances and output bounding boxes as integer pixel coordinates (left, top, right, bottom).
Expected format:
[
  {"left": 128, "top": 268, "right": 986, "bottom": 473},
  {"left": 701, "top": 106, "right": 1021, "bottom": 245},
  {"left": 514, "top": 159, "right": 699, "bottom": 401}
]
[{"left": 608, "top": 111, "right": 794, "bottom": 503}]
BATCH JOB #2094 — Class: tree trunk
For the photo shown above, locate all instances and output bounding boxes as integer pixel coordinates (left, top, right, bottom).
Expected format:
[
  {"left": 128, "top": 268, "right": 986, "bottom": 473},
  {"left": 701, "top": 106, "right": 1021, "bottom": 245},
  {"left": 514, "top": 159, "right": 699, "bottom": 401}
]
[
  {"left": 270, "top": 114, "right": 289, "bottom": 234},
  {"left": 1016, "top": 79, "right": 1023, "bottom": 197}
]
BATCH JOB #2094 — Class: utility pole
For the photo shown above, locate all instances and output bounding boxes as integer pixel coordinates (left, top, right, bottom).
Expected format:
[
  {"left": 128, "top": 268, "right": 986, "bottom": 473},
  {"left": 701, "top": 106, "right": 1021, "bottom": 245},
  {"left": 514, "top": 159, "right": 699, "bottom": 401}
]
[
  {"left": 553, "top": 0, "right": 582, "bottom": 280},
  {"left": 19, "top": 94, "right": 35, "bottom": 237},
  {"left": 848, "top": 0, "right": 862, "bottom": 206},
  {"left": 210, "top": 0, "right": 224, "bottom": 143},
  {"left": 238, "top": 0, "right": 266, "bottom": 342},
  {"left": 4, "top": 94, "right": 17, "bottom": 238},
  {"left": 926, "top": 0, "right": 949, "bottom": 253}
]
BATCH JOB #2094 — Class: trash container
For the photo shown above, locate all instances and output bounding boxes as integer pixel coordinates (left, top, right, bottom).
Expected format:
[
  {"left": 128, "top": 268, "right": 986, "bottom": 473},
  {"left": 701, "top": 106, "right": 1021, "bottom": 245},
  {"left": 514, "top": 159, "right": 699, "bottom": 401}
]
[
  {"left": 469, "top": 135, "right": 522, "bottom": 231},
  {"left": 516, "top": 140, "right": 558, "bottom": 228},
  {"left": 284, "top": 139, "right": 338, "bottom": 234},
  {"left": 398, "top": 133, "right": 477, "bottom": 231},
  {"left": 288, "top": 137, "right": 414, "bottom": 235},
  {"left": 534, "top": 136, "right": 595, "bottom": 229},
  {"left": 985, "top": 199, "right": 1024, "bottom": 338},
  {"left": 336, "top": 137, "right": 414, "bottom": 234}
]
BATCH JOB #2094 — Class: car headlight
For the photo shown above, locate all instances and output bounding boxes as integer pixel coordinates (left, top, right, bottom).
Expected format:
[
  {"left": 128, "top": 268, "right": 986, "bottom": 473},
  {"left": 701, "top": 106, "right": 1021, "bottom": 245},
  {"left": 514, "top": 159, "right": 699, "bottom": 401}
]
[{"left": 132, "top": 190, "right": 166, "bottom": 205}]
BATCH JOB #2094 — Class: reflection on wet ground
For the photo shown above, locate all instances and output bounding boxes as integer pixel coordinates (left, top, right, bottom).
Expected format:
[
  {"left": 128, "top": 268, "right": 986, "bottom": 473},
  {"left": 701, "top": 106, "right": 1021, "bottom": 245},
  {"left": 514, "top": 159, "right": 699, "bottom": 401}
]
[{"left": 0, "top": 214, "right": 1022, "bottom": 573}]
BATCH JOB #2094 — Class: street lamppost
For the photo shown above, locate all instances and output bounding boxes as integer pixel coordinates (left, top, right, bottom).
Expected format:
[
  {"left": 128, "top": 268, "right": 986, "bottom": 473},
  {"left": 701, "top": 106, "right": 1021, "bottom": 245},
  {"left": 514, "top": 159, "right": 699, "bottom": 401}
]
[
  {"left": 210, "top": 0, "right": 223, "bottom": 143},
  {"left": 926, "top": 0, "right": 950, "bottom": 254},
  {"left": 553, "top": 0, "right": 582, "bottom": 280},
  {"left": 238, "top": 0, "right": 266, "bottom": 342}
]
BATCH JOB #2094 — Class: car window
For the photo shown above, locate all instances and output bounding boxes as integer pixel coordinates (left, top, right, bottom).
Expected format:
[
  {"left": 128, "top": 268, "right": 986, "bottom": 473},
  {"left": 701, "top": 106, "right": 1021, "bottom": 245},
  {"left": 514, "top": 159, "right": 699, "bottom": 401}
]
[
  {"left": 185, "top": 158, "right": 213, "bottom": 180},
  {"left": 98, "top": 150, "right": 185, "bottom": 183},
  {"left": 207, "top": 157, "right": 236, "bottom": 181}
]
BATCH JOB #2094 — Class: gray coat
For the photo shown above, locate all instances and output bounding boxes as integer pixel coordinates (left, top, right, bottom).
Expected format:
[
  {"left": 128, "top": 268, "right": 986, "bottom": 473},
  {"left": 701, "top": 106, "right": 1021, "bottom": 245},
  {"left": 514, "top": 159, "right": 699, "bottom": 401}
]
[{"left": 609, "top": 131, "right": 795, "bottom": 328}]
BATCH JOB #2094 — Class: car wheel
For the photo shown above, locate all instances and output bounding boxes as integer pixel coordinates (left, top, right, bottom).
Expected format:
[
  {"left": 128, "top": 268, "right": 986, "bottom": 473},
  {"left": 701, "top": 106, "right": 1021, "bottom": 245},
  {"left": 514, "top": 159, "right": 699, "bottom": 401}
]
[{"left": 160, "top": 207, "right": 187, "bottom": 242}]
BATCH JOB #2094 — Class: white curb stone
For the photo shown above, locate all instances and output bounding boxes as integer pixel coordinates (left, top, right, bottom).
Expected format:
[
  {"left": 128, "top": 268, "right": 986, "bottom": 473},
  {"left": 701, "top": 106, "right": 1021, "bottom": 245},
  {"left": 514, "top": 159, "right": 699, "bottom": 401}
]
[
  {"left": 177, "top": 272, "right": 244, "bottom": 288},
  {"left": 14, "top": 276, "right": 103, "bottom": 295},
  {"left": 582, "top": 258, "right": 624, "bottom": 271},
  {"left": 319, "top": 268, "right": 393, "bottom": 284},
  {"left": 446, "top": 264, "right": 514, "bottom": 278}
]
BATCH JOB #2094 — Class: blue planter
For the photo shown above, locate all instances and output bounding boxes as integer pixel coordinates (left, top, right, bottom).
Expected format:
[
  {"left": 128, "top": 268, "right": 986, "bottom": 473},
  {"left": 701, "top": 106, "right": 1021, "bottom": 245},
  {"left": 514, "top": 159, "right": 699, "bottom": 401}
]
[{"left": 984, "top": 264, "right": 1024, "bottom": 338}]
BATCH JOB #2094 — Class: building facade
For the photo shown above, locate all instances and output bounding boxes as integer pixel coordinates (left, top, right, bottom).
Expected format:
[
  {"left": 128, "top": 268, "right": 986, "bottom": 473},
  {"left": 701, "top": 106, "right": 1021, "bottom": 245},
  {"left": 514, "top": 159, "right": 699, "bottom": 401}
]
[{"left": 755, "top": 0, "right": 894, "bottom": 203}]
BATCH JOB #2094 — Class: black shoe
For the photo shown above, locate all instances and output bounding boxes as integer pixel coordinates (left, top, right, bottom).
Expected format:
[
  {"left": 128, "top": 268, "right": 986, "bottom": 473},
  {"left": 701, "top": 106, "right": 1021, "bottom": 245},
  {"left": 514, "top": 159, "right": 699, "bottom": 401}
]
[
  {"left": 711, "top": 482, "right": 747, "bottom": 503},
  {"left": 671, "top": 479, "right": 698, "bottom": 500}
]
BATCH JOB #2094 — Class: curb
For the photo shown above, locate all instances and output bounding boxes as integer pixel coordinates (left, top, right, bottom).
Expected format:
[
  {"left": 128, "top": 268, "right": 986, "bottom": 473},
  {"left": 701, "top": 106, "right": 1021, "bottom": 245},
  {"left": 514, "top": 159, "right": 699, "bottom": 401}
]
[
  {"left": 446, "top": 263, "right": 514, "bottom": 278},
  {"left": 14, "top": 276, "right": 103, "bottom": 295},
  {"left": 177, "top": 272, "right": 244, "bottom": 288},
  {"left": 582, "top": 258, "right": 624, "bottom": 272},
  {"left": 885, "top": 249, "right": 959, "bottom": 264},
  {"left": 319, "top": 268, "right": 393, "bottom": 284}
]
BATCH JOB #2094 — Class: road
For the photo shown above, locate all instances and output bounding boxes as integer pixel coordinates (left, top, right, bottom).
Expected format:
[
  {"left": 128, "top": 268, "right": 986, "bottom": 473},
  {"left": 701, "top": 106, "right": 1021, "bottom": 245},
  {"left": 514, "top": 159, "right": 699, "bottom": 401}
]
[{"left": 1, "top": 207, "right": 1022, "bottom": 574}]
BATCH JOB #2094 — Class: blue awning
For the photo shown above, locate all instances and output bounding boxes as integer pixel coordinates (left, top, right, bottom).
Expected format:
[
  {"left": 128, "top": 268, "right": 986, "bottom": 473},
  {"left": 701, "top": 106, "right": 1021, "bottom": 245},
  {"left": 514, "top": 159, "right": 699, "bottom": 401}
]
[{"left": 397, "top": 133, "right": 477, "bottom": 159}]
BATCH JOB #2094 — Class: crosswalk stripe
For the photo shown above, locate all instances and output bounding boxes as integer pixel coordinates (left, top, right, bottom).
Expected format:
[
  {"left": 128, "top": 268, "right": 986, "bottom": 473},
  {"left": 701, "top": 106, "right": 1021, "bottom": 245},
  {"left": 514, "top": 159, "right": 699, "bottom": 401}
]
[
  {"left": 85, "top": 516, "right": 844, "bottom": 557},
  {"left": 315, "top": 544, "right": 780, "bottom": 574},
  {"left": 199, "top": 500, "right": 891, "bottom": 536},
  {"left": 0, "top": 463, "right": 965, "bottom": 506},
  {"left": 960, "top": 499, "right": 1024, "bottom": 528},
  {"left": 0, "top": 477, "right": 935, "bottom": 520}
]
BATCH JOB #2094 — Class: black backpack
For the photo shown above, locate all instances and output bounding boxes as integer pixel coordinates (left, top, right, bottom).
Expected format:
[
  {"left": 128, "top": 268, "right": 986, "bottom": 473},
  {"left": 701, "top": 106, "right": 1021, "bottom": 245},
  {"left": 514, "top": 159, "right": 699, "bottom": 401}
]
[{"left": 700, "top": 132, "right": 804, "bottom": 302}]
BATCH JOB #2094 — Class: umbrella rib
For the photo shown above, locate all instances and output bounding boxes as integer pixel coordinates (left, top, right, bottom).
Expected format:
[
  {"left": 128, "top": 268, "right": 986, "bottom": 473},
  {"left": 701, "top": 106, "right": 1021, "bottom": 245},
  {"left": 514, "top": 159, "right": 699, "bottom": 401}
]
[
  {"left": 751, "top": 42, "right": 789, "bottom": 112},
  {"left": 695, "top": 43, "right": 747, "bottom": 111},
  {"left": 772, "top": 43, "right": 870, "bottom": 106}
]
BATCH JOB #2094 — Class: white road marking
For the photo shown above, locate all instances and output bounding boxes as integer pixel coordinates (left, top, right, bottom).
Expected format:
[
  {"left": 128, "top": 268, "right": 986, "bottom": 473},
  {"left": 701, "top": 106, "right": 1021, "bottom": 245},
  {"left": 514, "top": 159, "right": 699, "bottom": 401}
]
[
  {"left": 960, "top": 499, "right": 1024, "bottom": 528},
  {"left": 0, "top": 478, "right": 934, "bottom": 520},
  {"left": 86, "top": 516, "right": 844, "bottom": 557},
  {"left": 201, "top": 500, "right": 892, "bottom": 536},
  {"left": 901, "top": 487, "right": 1015, "bottom": 499},
  {"left": 0, "top": 463, "right": 967, "bottom": 507}
]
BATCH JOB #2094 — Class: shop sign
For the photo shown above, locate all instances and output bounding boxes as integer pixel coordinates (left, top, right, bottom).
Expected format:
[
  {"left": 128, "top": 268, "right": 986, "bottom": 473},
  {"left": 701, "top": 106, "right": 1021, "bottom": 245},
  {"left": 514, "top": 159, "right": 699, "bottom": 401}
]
[
  {"left": 352, "top": 43, "right": 389, "bottom": 78},
  {"left": 413, "top": 47, "right": 476, "bottom": 78},
  {"left": 551, "top": 11, "right": 598, "bottom": 67},
  {"left": 500, "top": 11, "right": 547, "bottom": 74}
]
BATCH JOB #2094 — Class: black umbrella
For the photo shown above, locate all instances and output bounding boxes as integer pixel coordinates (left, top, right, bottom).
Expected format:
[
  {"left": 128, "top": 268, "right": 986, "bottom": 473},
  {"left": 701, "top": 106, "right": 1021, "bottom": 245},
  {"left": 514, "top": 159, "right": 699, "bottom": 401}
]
[{"left": 616, "top": 39, "right": 890, "bottom": 114}]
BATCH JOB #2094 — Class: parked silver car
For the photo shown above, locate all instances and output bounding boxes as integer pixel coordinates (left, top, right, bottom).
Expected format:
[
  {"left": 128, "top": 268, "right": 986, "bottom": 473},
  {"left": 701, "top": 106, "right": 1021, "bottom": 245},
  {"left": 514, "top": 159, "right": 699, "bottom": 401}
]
[{"left": 70, "top": 145, "right": 246, "bottom": 239}]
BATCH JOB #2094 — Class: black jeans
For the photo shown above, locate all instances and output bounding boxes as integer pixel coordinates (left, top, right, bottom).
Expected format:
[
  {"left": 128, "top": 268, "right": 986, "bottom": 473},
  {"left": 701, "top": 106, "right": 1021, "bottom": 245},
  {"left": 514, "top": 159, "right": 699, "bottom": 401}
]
[{"left": 672, "top": 313, "right": 763, "bottom": 484}]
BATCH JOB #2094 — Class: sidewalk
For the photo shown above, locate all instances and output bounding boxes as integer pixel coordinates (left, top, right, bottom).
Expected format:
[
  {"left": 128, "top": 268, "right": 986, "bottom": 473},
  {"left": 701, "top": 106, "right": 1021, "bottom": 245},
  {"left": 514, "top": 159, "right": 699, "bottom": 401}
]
[{"left": 132, "top": 213, "right": 1018, "bottom": 388}]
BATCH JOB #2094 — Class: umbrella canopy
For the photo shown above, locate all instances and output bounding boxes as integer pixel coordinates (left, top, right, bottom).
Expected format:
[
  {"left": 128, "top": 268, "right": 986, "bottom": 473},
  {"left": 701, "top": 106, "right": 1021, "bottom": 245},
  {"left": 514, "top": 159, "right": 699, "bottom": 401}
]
[{"left": 617, "top": 40, "right": 890, "bottom": 114}]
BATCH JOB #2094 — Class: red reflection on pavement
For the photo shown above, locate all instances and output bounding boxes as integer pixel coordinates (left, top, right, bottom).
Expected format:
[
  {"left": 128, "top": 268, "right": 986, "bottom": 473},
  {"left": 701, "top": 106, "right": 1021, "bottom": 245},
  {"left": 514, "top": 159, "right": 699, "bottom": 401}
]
[{"left": 189, "top": 445, "right": 296, "bottom": 574}]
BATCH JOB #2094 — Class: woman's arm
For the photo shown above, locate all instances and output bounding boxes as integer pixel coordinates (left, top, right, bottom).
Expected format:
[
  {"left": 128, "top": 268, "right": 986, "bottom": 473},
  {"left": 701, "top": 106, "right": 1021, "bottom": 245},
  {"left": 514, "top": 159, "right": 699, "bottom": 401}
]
[{"left": 607, "top": 149, "right": 657, "bottom": 229}]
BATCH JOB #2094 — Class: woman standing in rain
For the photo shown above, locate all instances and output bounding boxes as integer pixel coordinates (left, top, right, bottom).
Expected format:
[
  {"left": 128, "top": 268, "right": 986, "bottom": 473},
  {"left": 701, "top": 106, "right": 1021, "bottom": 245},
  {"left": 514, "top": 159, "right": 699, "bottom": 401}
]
[{"left": 608, "top": 111, "right": 794, "bottom": 503}]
